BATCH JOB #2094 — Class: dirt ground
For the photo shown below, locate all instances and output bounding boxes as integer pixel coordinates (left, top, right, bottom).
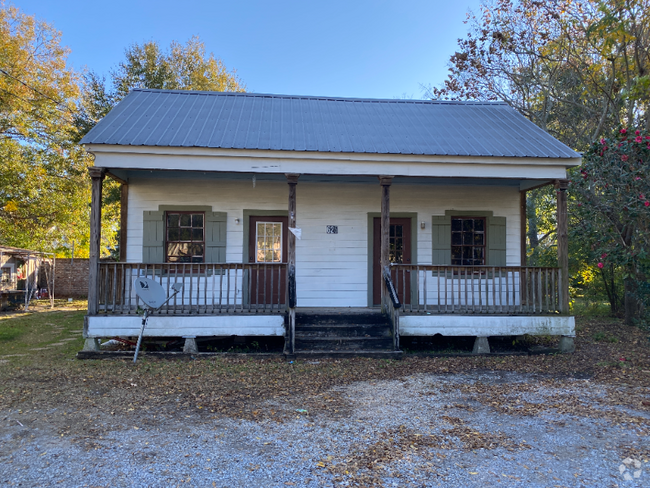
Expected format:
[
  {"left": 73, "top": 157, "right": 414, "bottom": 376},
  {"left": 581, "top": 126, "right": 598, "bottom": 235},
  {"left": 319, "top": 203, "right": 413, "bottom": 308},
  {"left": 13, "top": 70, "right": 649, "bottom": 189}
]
[{"left": 0, "top": 310, "right": 649, "bottom": 486}]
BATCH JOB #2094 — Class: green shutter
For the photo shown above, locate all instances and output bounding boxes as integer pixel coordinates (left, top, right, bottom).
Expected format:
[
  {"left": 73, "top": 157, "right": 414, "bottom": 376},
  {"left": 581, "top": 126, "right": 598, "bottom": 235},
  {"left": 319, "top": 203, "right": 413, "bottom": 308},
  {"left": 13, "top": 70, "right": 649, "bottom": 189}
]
[
  {"left": 142, "top": 211, "right": 164, "bottom": 263},
  {"left": 205, "top": 212, "right": 227, "bottom": 263},
  {"left": 487, "top": 216, "right": 506, "bottom": 266},
  {"left": 431, "top": 215, "right": 451, "bottom": 264}
]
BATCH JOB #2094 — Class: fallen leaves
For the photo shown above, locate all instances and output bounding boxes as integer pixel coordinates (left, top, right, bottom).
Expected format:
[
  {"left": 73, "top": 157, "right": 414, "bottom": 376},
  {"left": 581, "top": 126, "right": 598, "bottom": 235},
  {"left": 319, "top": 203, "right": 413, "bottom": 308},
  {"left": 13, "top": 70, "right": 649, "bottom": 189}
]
[{"left": 0, "top": 315, "right": 648, "bottom": 455}]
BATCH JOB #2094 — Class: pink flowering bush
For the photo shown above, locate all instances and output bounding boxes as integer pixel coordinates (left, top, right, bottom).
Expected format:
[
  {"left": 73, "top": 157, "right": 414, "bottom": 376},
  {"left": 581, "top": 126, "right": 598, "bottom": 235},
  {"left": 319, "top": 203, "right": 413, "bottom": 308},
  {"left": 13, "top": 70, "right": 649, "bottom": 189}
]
[{"left": 571, "top": 127, "right": 650, "bottom": 324}]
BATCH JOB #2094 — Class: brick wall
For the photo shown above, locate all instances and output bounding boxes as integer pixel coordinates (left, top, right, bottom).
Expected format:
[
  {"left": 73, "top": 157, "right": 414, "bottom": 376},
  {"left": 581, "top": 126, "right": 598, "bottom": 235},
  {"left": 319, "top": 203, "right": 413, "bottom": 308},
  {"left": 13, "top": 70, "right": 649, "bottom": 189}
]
[{"left": 54, "top": 259, "right": 89, "bottom": 298}]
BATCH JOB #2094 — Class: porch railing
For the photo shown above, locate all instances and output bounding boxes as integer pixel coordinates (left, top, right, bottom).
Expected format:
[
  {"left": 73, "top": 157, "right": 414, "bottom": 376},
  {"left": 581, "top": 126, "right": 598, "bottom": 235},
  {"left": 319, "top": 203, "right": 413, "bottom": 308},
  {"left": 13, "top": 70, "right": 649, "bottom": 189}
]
[
  {"left": 382, "top": 266, "right": 401, "bottom": 350},
  {"left": 390, "top": 265, "right": 562, "bottom": 315},
  {"left": 97, "top": 262, "right": 287, "bottom": 314}
]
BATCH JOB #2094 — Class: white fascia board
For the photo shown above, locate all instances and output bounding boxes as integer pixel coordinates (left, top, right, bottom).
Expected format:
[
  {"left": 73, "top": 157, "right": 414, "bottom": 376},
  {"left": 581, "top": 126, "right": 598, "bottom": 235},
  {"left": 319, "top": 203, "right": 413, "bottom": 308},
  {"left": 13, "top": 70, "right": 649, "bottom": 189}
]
[
  {"left": 400, "top": 315, "right": 575, "bottom": 337},
  {"left": 86, "top": 315, "right": 285, "bottom": 338},
  {"left": 87, "top": 145, "right": 579, "bottom": 180}
]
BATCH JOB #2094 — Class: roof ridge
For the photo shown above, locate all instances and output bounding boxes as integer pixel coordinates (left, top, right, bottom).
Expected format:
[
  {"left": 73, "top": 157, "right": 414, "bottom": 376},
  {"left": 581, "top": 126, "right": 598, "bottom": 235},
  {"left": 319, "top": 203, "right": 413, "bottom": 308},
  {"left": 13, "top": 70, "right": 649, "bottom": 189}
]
[{"left": 128, "top": 88, "right": 510, "bottom": 105}]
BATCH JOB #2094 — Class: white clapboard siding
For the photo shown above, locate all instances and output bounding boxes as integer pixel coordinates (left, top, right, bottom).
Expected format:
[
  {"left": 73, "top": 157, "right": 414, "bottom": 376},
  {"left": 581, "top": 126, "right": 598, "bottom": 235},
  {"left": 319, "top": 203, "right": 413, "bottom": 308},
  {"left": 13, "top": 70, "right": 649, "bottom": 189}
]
[
  {"left": 413, "top": 275, "right": 521, "bottom": 307},
  {"left": 127, "top": 178, "right": 521, "bottom": 307},
  {"left": 122, "top": 269, "right": 245, "bottom": 308}
]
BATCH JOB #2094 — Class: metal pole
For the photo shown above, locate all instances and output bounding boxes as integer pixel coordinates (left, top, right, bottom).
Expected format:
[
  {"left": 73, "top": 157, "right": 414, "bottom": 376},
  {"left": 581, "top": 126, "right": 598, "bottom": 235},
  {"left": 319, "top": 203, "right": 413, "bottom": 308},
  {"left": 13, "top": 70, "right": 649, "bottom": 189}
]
[
  {"left": 133, "top": 286, "right": 182, "bottom": 364},
  {"left": 133, "top": 309, "right": 149, "bottom": 364}
]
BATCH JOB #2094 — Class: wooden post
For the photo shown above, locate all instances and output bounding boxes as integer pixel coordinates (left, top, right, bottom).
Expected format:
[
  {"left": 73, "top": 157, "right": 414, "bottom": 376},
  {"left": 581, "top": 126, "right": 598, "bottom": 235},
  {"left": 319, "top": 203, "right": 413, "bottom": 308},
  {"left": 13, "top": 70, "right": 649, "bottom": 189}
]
[
  {"left": 88, "top": 167, "right": 105, "bottom": 316},
  {"left": 119, "top": 182, "right": 128, "bottom": 262},
  {"left": 555, "top": 179, "right": 569, "bottom": 314},
  {"left": 379, "top": 176, "right": 393, "bottom": 312},
  {"left": 285, "top": 173, "right": 299, "bottom": 356},
  {"left": 520, "top": 190, "right": 527, "bottom": 266}
]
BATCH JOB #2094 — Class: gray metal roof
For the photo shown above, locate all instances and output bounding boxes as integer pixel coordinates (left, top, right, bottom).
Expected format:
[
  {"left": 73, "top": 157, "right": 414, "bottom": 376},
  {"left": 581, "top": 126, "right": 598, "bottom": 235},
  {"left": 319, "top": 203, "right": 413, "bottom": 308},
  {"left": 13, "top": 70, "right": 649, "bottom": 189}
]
[{"left": 81, "top": 89, "right": 580, "bottom": 159}]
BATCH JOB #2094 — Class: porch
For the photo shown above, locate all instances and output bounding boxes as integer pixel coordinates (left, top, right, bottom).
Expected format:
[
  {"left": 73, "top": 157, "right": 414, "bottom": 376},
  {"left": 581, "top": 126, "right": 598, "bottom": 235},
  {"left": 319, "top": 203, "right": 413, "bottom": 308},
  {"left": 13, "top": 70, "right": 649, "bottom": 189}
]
[
  {"left": 83, "top": 169, "right": 574, "bottom": 356},
  {"left": 85, "top": 260, "right": 574, "bottom": 353}
]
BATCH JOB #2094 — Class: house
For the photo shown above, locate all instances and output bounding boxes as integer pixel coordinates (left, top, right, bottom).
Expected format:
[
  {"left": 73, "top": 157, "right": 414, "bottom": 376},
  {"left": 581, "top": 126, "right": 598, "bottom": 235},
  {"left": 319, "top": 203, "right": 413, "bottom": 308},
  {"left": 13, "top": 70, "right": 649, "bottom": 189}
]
[
  {"left": 80, "top": 89, "right": 581, "bottom": 356},
  {"left": 0, "top": 245, "right": 54, "bottom": 311}
]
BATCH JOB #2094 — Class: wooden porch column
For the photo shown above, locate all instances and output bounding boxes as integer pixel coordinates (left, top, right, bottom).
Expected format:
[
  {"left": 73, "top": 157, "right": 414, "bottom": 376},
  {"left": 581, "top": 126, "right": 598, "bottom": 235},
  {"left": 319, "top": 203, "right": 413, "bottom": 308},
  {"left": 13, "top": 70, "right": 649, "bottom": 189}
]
[
  {"left": 88, "top": 167, "right": 105, "bottom": 315},
  {"left": 119, "top": 182, "right": 128, "bottom": 262},
  {"left": 520, "top": 190, "right": 527, "bottom": 266},
  {"left": 379, "top": 176, "right": 393, "bottom": 312},
  {"left": 555, "top": 179, "right": 569, "bottom": 314},
  {"left": 285, "top": 173, "right": 300, "bottom": 356}
]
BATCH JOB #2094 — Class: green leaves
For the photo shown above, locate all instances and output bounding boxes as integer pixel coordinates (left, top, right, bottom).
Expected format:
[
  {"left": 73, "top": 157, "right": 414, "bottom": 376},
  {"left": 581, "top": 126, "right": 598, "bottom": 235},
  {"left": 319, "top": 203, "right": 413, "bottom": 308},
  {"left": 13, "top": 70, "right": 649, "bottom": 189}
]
[
  {"left": 571, "top": 127, "right": 650, "bottom": 322},
  {"left": 1, "top": 4, "right": 245, "bottom": 257},
  {"left": 0, "top": 5, "right": 93, "bottom": 254},
  {"left": 79, "top": 36, "right": 246, "bottom": 135},
  {"left": 429, "top": 0, "right": 650, "bottom": 151}
]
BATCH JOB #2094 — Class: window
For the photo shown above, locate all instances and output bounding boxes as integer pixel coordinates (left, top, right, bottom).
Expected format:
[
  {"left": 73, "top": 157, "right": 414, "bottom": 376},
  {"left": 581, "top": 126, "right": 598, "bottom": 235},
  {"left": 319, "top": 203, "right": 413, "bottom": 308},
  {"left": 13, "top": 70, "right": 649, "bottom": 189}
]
[
  {"left": 1, "top": 267, "right": 12, "bottom": 289},
  {"left": 165, "top": 212, "right": 204, "bottom": 263},
  {"left": 451, "top": 217, "right": 486, "bottom": 265},
  {"left": 389, "top": 223, "right": 405, "bottom": 264},
  {"left": 255, "top": 222, "right": 283, "bottom": 263}
]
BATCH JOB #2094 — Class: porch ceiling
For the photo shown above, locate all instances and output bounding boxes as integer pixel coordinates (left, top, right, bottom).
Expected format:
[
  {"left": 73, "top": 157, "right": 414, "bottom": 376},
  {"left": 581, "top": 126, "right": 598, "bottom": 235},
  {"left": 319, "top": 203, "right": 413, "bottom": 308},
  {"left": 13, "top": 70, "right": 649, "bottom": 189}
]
[{"left": 107, "top": 168, "right": 548, "bottom": 190}]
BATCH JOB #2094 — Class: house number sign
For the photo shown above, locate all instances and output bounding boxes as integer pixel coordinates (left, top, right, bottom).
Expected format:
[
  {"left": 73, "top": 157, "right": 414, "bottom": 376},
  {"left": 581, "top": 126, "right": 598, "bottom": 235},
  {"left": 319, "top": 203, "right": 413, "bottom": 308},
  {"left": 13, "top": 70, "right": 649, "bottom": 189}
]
[{"left": 326, "top": 225, "right": 338, "bottom": 234}]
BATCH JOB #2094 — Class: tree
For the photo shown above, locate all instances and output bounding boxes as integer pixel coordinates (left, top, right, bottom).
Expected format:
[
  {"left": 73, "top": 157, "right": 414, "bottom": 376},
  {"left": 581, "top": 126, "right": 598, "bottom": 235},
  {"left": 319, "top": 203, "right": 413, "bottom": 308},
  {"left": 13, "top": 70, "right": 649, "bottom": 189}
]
[
  {"left": 78, "top": 37, "right": 245, "bottom": 130},
  {"left": 427, "top": 0, "right": 650, "bottom": 321},
  {"left": 426, "top": 0, "right": 650, "bottom": 149},
  {"left": 571, "top": 127, "right": 650, "bottom": 324},
  {"left": 0, "top": 3, "right": 100, "bottom": 255},
  {"left": 76, "top": 37, "right": 245, "bottom": 260}
]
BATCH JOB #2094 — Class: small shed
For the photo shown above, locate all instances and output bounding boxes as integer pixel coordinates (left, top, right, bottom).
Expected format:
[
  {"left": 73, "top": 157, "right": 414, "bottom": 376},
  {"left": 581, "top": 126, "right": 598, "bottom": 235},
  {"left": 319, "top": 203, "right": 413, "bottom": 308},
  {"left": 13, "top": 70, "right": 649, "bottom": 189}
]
[{"left": 0, "top": 245, "right": 55, "bottom": 311}]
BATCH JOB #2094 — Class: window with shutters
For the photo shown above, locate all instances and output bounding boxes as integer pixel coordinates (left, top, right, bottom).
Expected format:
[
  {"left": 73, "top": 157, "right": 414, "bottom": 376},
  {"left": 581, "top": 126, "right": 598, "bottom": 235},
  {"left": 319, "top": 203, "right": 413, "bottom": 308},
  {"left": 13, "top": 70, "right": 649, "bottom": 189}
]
[
  {"left": 431, "top": 212, "right": 506, "bottom": 267},
  {"left": 451, "top": 217, "right": 486, "bottom": 265},
  {"left": 165, "top": 212, "right": 205, "bottom": 263},
  {"left": 142, "top": 208, "right": 225, "bottom": 264}
]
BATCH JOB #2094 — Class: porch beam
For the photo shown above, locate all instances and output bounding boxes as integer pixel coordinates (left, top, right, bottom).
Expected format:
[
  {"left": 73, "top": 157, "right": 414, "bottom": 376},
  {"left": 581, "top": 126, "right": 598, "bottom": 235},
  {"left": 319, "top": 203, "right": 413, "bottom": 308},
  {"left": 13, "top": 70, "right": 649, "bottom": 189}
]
[
  {"left": 285, "top": 173, "right": 300, "bottom": 356},
  {"left": 379, "top": 176, "right": 393, "bottom": 312},
  {"left": 88, "top": 167, "right": 106, "bottom": 316},
  {"left": 555, "top": 179, "right": 569, "bottom": 314}
]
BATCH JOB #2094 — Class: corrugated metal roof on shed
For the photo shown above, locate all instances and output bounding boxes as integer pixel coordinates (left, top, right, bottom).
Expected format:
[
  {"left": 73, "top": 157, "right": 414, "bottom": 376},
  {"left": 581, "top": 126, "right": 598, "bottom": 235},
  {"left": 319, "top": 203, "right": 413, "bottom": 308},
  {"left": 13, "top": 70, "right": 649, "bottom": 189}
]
[{"left": 81, "top": 89, "right": 580, "bottom": 159}]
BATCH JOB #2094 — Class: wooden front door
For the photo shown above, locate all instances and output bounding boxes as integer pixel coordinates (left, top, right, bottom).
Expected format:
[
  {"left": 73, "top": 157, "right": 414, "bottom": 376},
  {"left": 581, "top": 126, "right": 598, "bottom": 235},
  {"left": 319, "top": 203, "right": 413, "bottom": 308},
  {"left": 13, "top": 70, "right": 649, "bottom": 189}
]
[
  {"left": 373, "top": 218, "right": 412, "bottom": 306},
  {"left": 248, "top": 216, "right": 288, "bottom": 305}
]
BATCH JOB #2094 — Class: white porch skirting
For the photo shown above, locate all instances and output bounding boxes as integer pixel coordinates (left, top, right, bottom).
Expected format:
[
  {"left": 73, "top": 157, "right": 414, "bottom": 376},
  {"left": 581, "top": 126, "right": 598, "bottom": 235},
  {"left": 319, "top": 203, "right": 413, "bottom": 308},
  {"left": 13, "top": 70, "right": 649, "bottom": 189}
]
[
  {"left": 400, "top": 315, "right": 575, "bottom": 337},
  {"left": 85, "top": 315, "right": 285, "bottom": 338}
]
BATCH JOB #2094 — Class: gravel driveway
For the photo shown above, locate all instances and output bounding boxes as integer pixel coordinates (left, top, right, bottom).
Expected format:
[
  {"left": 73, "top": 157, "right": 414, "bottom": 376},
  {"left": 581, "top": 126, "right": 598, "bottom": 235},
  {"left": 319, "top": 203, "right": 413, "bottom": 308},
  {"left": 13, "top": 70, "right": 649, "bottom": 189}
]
[{"left": 2, "top": 369, "right": 648, "bottom": 487}]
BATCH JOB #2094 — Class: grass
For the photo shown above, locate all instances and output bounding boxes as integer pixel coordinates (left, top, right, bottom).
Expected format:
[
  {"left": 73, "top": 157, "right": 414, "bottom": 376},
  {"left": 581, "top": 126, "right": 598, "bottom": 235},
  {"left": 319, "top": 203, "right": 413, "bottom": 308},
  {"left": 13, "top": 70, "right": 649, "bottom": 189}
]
[
  {"left": 571, "top": 298, "right": 616, "bottom": 317},
  {"left": 0, "top": 300, "right": 87, "bottom": 366}
]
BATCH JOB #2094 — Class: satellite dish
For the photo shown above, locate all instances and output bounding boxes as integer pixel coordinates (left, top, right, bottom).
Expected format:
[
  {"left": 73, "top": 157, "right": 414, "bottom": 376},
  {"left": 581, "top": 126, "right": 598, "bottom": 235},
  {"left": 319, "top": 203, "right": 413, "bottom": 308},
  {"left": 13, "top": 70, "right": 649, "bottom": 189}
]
[
  {"left": 132, "top": 277, "right": 184, "bottom": 364},
  {"left": 134, "top": 277, "right": 167, "bottom": 309}
]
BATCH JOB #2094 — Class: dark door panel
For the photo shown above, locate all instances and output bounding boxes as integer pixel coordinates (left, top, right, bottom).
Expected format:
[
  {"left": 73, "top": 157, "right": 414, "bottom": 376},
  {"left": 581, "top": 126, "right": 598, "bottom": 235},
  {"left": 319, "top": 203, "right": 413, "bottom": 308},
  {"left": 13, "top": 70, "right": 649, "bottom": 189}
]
[
  {"left": 249, "top": 216, "right": 288, "bottom": 306},
  {"left": 373, "top": 217, "right": 412, "bottom": 306}
]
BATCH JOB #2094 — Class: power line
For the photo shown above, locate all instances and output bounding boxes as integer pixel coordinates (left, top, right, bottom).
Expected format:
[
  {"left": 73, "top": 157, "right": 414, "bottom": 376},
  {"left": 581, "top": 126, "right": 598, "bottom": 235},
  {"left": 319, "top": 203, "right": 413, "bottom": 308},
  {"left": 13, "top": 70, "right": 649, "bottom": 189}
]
[
  {"left": 0, "top": 68, "right": 96, "bottom": 126},
  {"left": 0, "top": 67, "right": 77, "bottom": 116},
  {"left": 0, "top": 86, "right": 73, "bottom": 126}
]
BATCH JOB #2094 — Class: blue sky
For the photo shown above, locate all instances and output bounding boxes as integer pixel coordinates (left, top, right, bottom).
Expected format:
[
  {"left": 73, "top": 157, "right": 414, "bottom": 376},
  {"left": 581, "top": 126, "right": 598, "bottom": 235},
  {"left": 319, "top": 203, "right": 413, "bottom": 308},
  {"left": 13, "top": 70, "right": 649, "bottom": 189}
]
[{"left": 13, "top": 0, "right": 483, "bottom": 99}]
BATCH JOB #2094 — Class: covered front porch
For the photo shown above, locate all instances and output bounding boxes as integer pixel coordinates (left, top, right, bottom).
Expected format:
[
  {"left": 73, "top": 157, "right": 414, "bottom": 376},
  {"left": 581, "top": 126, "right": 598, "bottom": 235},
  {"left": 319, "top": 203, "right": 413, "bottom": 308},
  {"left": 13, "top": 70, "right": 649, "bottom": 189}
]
[{"left": 84, "top": 168, "right": 573, "bottom": 355}]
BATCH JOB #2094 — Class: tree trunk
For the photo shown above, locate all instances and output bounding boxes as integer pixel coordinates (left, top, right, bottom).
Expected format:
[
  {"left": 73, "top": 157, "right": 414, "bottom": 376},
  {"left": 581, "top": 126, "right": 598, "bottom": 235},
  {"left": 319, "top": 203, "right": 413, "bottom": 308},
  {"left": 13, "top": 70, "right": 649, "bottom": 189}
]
[
  {"left": 526, "top": 194, "right": 539, "bottom": 250},
  {"left": 624, "top": 277, "right": 638, "bottom": 326}
]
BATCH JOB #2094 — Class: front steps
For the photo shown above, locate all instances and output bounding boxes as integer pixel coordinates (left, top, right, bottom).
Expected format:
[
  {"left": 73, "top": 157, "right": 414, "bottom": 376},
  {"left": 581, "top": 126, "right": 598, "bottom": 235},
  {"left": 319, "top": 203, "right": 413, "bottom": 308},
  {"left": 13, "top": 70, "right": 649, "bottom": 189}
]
[{"left": 293, "top": 309, "right": 402, "bottom": 359}]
